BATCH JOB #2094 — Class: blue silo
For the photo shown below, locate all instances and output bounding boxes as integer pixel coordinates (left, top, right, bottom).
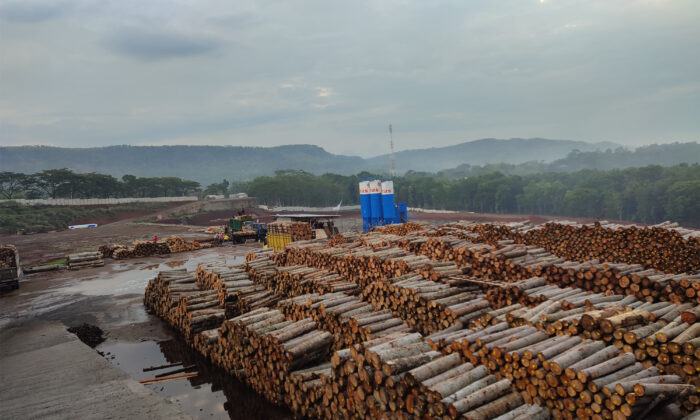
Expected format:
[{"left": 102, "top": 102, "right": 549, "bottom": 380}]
[
  {"left": 368, "top": 179, "right": 383, "bottom": 228},
  {"left": 359, "top": 180, "right": 371, "bottom": 232}
]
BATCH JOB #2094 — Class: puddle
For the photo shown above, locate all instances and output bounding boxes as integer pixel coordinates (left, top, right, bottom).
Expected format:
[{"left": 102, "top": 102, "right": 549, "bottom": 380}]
[{"left": 98, "top": 336, "right": 292, "bottom": 420}]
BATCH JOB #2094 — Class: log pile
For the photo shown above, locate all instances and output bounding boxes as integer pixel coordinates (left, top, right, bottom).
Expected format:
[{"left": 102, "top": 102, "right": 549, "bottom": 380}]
[
  {"left": 328, "top": 231, "right": 360, "bottom": 247},
  {"left": 244, "top": 247, "right": 276, "bottom": 262},
  {"left": 144, "top": 269, "right": 226, "bottom": 340},
  {"left": 427, "top": 322, "right": 695, "bottom": 419},
  {"left": 371, "top": 230, "right": 700, "bottom": 305},
  {"left": 278, "top": 293, "right": 411, "bottom": 349},
  {"left": 214, "top": 309, "right": 333, "bottom": 404},
  {"left": 361, "top": 274, "right": 487, "bottom": 334},
  {"left": 102, "top": 236, "right": 202, "bottom": 260},
  {"left": 267, "top": 221, "right": 313, "bottom": 241},
  {"left": 66, "top": 251, "right": 104, "bottom": 270},
  {"left": 132, "top": 240, "right": 171, "bottom": 257},
  {"left": 371, "top": 222, "right": 425, "bottom": 235},
  {"left": 283, "top": 361, "right": 333, "bottom": 418},
  {"left": 165, "top": 236, "right": 201, "bottom": 253},
  {"left": 0, "top": 245, "right": 18, "bottom": 269},
  {"left": 139, "top": 219, "right": 700, "bottom": 419},
  {"left": 275, "top": 265, "right": 358, "bottom": 296},
  {"left": 457, "top": 221, "right": 700, "bottom": 274}
]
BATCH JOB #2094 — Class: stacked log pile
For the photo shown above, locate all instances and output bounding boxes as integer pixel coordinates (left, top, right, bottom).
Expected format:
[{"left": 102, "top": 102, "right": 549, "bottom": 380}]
[
  {"left": 267, "top": 221, "right": 314, "bottom": 240},
  {"left": 165, "top": 236, "right": 201, "bottom": 253},
  {"left": 244, "top": 247, "right": 276, "bottom": 262},
  {"left": 371, "top": 222, "right": 425, "bottom": 235},
  {"left": 275, "top": 265, "right": 358, "bottom": 296},
  {"left": 98, "top": 244, "right": 125, "bottom": 259},
  {"left": 427, "top": 322, "right": 694, "bottom": 419},
  {"left": 361, "top": 274, "right": 488, "bottom": 334},
  {"left": 365, "top": 229, "right": 700, "bottom": 305},
  {"left": 144, "top": 269, "right": 225, "bottom": 340},
  {"left": 0, "top": 245, "right": 17, "bottom": 269},
  {"left": 456, "top": 221, "right": 699, "bottom": 274},
  {"left": 66, "top": 251, "right": 104, "bottom": 270},
  {"left": 171, "top": 290, "right": 225, "bottom": 340},
  {"left": 278, "top": 293, "right": 411, "bottom": 349},
  {"left": 102, "top": 236, "right": 202, "bottom": 260},
  {"left": 214, "top": 308, "right": 334, "bottom": 404},
  {"left": 283, "top": 361, "right": 333, "bottom": 418},
  {"left": 139, "top": 220, "right": 700, "bottom": 419},
  {"left": 546, "top": 260, "right": 700, "bottom": 304}
]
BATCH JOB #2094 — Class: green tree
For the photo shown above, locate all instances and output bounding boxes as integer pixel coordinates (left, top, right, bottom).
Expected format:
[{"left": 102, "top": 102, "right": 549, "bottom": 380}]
[{"left": 0, "top": 172, "right": 27, "bottom": 199}]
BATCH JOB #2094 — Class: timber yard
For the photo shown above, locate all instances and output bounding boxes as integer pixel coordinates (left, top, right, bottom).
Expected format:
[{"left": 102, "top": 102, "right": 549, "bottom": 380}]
[{"left": 1, "top": 194, "right": 699, "bottom": 420}]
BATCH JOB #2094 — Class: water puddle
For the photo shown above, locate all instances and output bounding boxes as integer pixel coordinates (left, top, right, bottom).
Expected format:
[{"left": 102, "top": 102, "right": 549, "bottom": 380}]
[{"left": 98, "top": 336, "right": 292, "bottom": 420}]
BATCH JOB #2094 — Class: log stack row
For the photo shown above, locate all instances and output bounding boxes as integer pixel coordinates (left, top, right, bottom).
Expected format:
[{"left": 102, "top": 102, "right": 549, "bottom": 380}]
[
  {"left": 66, "top": 251, "right": 104, "bottom": 270},
  {"left": 361, "top": 274, "right": 488, "bottom": 335},
  {"left": 278, "top": 292, "right": 411, "bottom": 350},
  {"left": 212, "top": 308, "right": 334, "bottom": 404},
  {"left": 427, "top": 322, "right": 695, "bottom": 419},
  {"left": 144, "top": 269, "right": 225, "bottom": 340},
  {"left": 101, "top": 236, "right": 202, "bottom": 260},
  {"left": 454, "top": 221, "right": 699, "bottom": 274},
  {"left": 362, "top": 230, "right": 700, "bottom": 305},
  {"left": 371, "top": 222, "right": 426, "bottom": 235},
  {"left": 267, "top": 221, "right": 314, "bottom": 241}
]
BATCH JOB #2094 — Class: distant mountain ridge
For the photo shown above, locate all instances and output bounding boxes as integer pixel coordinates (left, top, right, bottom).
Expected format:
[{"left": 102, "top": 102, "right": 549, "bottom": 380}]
[
  {"left": 364, "top": 138, "right": 619, "bottom": 173},
  {"left": 3, "top": 138, "right": 691, "bottom": 185}
]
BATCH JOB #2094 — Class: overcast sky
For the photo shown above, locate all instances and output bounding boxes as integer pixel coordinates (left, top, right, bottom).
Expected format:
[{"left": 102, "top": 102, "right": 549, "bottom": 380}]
[{"left": 1, "top": 0, "right": 698, "bottom": 157}]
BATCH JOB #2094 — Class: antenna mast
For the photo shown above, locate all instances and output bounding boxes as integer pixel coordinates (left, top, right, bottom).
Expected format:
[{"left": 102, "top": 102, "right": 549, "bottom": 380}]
[{"left": 389, "top": 124, "right": 396, "bottom": 176}]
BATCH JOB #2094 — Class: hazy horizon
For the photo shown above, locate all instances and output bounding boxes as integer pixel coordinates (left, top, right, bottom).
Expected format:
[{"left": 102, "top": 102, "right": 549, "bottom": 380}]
[{"left": 1, "top": 1, "right": 699, "bottom": 157}]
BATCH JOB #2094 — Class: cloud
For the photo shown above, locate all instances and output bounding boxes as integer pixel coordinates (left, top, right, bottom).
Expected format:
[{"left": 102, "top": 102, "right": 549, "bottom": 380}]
[
  {"left": 103, "top": 29, "right": 220, "bottom": 60},
  {"left": 0, "top": 1, "right": 699, "bottom": 154},
  {"left": 0, "top": 1, "right": 66, "bottom": 22}
]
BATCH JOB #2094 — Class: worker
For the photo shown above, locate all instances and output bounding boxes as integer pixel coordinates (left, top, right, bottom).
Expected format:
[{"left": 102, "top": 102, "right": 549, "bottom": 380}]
[
  {"left": 224, "top": 234, "right": 229, "bottom": 242},
  {"left": 153, "top": 235, "right": 158, "bottom": 243}
]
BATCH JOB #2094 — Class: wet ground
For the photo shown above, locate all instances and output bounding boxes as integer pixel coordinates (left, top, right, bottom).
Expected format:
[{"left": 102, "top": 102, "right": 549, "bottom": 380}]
[{"left": 0, "top": 245, "right": 292, "bottom": 420}]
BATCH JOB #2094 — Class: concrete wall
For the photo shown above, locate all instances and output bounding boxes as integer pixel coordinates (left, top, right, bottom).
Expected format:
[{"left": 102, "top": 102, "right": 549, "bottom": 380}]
[
  {"left": 157, "top": 197, "right": 259, "bottom": 218},
  {"left": 1, "top": 197, "right": 199, "bottom": 206}
]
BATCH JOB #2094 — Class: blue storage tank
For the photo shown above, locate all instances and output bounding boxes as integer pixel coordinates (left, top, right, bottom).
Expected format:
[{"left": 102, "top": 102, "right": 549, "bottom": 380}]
[
  {"left": 381, "top": 180, "right": 397, "bottom": 224},
  {"left": 398, "top": 203, "right": 408, "bottom": 223},
  {"left": 368, "top": 179, "right": 383, "bottom": 227},
  {"left": 358, "top": 180, "right": 371, "bottom": 232}
]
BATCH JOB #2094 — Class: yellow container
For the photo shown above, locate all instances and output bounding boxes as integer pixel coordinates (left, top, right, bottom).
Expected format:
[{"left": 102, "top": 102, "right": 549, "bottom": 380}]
[{"left": 267, "top": 233, "right": 293, "bottom": 251}]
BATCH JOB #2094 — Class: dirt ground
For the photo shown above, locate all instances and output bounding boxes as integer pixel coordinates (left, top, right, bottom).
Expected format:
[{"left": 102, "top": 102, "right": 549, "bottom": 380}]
[
  {"left": 1, "top": 223, "right": 212, "bottom": 266},
  {"left": 2, "top": 199, "right": 634, "bottom": 267}
]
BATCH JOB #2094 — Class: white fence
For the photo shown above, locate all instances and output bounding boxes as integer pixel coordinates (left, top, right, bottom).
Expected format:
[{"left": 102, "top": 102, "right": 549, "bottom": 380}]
[{"left": 1, "top": 196, "right": 199, "bottom": 206}]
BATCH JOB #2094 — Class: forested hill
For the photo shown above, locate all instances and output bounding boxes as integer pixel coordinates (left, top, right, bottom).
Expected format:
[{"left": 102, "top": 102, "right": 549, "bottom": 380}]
[
  {"left": 0, "top": 145, "right": 364, "bottom": 185},
  {"left": 2, "top": 139, "right": 697, "bottom": 185},
  {"left": 364, "top": 138, "right": 619, "bottom": 173},
  {"left": 437, "top": 142, "right": 700, "bottom": 179}
]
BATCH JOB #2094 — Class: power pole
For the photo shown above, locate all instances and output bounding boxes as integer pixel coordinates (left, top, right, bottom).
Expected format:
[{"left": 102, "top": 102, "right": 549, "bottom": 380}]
[{"left": 389, "top": 124, "right": 396, "bottom": 176}]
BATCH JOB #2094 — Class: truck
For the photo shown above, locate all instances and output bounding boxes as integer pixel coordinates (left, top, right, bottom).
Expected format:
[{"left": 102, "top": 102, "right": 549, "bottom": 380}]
[
  {"left": 0, "top": 245, "right": 21, "bottom": 290},
  {"left": 228, "top": 222, "right": 267, "bottom": 244}
]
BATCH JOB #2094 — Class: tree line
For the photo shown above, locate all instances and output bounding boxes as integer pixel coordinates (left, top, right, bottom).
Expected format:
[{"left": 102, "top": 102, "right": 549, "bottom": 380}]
[
  {"left": 0, "top": 169, "right": 200, "bottom": 199},
  {"left": 2, "top": 165, "right": 698, "bottom": 227},
  {"left": 240, "top": 165, "right": 700, "bottom": 227}
]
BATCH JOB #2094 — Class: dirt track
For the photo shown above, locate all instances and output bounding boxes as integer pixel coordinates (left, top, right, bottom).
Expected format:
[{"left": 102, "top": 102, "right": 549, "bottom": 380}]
[{"left": 1, "top": 223, "right": 210, "bottom": 266}]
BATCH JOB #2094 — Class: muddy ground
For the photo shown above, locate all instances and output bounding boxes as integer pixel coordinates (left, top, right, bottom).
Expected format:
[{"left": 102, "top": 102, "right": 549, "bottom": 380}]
[{"left": 0, "top": 244, "right": 292, "bottom": 420}]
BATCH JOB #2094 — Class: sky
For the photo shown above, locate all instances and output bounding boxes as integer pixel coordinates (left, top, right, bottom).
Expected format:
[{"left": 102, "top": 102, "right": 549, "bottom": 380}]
[{"left": 0, "top": 0, "right": 698, "bottom": 157}]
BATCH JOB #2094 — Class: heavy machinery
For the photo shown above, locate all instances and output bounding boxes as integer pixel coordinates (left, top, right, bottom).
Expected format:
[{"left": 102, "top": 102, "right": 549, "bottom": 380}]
[
  {"left": 228, "top": 222, "right": 267, "bottom": 244},
  {"left": 0, "top": 245, "right": 20, "bottom": 290}
]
